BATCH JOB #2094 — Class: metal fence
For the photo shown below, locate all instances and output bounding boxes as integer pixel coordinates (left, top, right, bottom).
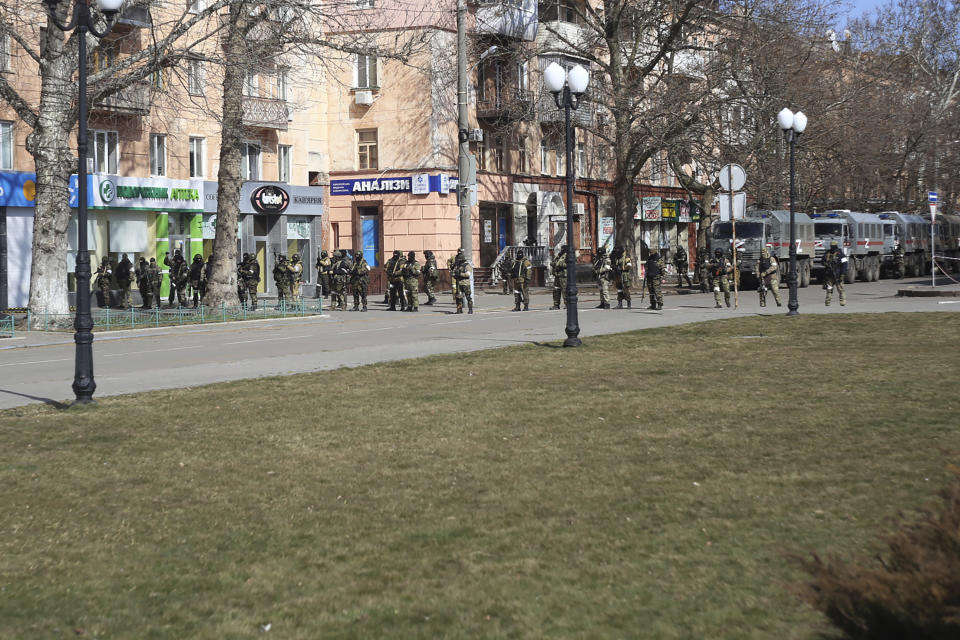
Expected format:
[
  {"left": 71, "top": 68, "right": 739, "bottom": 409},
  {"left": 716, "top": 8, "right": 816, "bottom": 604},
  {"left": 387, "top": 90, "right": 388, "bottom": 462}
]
[
  {"left": 0, "top": 315, "right": 13, "bottom": 338},
  {"left": 26, "top": 301, "right": 324, "bottom": 332}
]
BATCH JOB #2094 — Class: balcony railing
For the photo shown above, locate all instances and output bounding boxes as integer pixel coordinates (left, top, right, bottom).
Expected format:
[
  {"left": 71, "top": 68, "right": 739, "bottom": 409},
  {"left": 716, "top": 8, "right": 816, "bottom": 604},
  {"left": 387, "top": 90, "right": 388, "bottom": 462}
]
[
  {"left": 91, "top": 82, "right": 152, "bottom": 116},
  {"left": 476, "top": 89, "right": 533, "bottom": 120},
  {"left": 536, "top": 91, "right": 593, "bottom": 126},
  {"left": 475, "top": 0, "right": 538, "bottom": 41},
  {"left": 242, "top": 96, "right": 289, "bottom": 130}
]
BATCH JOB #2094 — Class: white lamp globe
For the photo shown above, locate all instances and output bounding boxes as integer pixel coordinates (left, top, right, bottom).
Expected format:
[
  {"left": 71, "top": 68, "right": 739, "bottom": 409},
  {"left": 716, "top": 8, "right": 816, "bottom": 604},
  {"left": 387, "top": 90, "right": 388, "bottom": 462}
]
[
  {"left": 568, "top": 64, "right": 589, "bottom": 94},
  {"left": 793, "top": 111, "right": 808, "bottom": 133},
  {"left": 98, "top": 0, "right": 124, "bottom": 12},
  {"left": 543, "top": 62, "right": 566, "bottom": 94},
  {"left": 777, "top": 108, "right": 794, "bottom": 131}
]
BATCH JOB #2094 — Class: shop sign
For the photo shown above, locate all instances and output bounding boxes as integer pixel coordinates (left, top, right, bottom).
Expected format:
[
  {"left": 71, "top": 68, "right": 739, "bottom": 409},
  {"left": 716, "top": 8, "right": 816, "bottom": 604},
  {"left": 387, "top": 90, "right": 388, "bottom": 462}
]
[
  {"left": 412, "top": 174, "right": 430, "bottom": 195},
  {"left": 331, "top": 177, "right": 412, "bottom": 195},
  {"left": 91, "top": 175, "right": 203, "bottom": 211},
  {"left": 0, "top": 172, "right": 38, "bottom": 207},
  {"left": 599, "top": 216, "right": 615, "bottom": 250},
  {"left": 439, "top": 174, "right": 451, "bottom": 195},
  {"left": 678, "top": 200, "right": 692, "bottom": 222},
  {"left": 251, "top": 184, "right": 290, "bottom": 213},
  {"left": 641, "top": 197, "right": 662, "bottom": 221},
  {"left": 661, "top": 200, "right": 678, "bottom": 219}
]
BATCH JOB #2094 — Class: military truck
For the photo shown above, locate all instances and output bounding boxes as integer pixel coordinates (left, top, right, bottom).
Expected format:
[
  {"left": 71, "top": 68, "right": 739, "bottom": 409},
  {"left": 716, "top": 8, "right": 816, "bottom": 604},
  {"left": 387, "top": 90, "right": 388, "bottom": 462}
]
[
  {"left": 708, "top": 209, "right": 815, "bottom": 288},
  {"left": 878, "top": 212, "right": 930, "bottom": 277}
]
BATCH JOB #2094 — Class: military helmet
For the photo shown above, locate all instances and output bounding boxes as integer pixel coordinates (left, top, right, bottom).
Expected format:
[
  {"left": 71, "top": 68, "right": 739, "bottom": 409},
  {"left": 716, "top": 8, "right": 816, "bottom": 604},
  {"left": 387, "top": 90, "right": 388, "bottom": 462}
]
[
  {"left": 194, "top": 253, "right": 202, "bottom": 261},
  {"left": 515, "top": 249, "right": 524, "bottom": 258},
  {"left": 321, "top": 250, "right": 328, "bottom": 258},
  {"left": 714, "top": 248, "right": 723, "bottom": 257},
  {"left": 424, "top": 250, "right": 433, "bottom": 257},
  {"left": 407, "top": 251, "right": 416, "bottom": 260},
  {"left": 393, "top": 250, "right": 402, "bottom": 257},
  {"left": 761, "top": 248, "right": 770, "bottom": 258},
  {"left": 596, "top": 246, "right": 605, "bottom": 255},
  {"left": 558, "top": 245, "right": 568, "bottom": 254},
  {"left": 292, "top": 253, "right": 300, "bottom": 261},
  {"left": 332, "top": 250, "right": 341, "bottom": 258},
  {"left": 830, "top": 240, "right": 839, "bottom": 247},
  {"left": 149, "top": 257, "right": 157, "bottom": 264}
]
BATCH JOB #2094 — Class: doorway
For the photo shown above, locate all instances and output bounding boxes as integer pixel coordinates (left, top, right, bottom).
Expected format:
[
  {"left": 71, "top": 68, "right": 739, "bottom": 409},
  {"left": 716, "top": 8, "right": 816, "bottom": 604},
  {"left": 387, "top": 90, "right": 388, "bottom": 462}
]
[{"left": 358, "top": 206, "right": 381, "bottom": 266}]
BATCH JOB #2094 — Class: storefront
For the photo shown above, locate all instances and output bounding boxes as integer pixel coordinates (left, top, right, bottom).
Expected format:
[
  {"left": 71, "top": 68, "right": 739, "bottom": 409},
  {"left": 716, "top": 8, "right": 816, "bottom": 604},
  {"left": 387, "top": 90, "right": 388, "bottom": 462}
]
[
  {"left": 204, "top": 181, "right": 324, "bottom": 297},
  {"left": 0, "top": 172, "right": 39, "bottom": 309},
  {"left": 636, "top": 196, "right": 698, "bottom": 264}
]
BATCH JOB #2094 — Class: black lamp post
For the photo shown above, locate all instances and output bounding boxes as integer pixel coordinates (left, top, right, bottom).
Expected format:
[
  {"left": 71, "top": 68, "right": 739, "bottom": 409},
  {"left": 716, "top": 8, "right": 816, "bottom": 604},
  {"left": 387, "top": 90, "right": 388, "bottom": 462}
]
[
  {"left": 544, "top": 61, "right": 589, "bottom": 348},
  {"left": 777, "top": 107, "right": 807, "bottom": 317},
  {"left": 44, "top": 0, "right": 123, "bottom": 404}
]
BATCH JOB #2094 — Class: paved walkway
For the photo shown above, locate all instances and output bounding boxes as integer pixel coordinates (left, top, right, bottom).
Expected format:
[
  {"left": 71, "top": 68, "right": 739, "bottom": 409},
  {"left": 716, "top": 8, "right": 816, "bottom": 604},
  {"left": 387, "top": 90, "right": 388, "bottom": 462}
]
[{"left": 1, "top": 277, "right": 958, "bottom": 410}]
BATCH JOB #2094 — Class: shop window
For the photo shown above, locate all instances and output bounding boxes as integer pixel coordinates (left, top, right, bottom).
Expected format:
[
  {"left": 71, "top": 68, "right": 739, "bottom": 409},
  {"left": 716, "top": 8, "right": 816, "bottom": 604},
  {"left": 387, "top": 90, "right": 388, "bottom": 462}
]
[
  {"left": 357, "top": 129, "right": 377, "bottom": 170},
  {"left": 189, "top": 136, "right": 205, "bottom": 178},
  {"left": 150, "top": 134, "right": 166, "bottom": 177},
  {"left": 278, "top": 145, "right": 291, "bottom": 182},
  {"left": 354, "top": 53, "right": 378, "bottom": 89},
  {"left": 187, "top": 59, "right": 204, "bottom": 96},
  {"left": 0, "top": 121, "right": 12, "bottom": 170},
  {"left": 287, "top": 216, "right": 312, "bottom": 283},
  {"left": 241, "top": 141, "right": 261, "bottom": 180},
  {"left": 92, "top": 129, "right": 119, "bottom": 174}
]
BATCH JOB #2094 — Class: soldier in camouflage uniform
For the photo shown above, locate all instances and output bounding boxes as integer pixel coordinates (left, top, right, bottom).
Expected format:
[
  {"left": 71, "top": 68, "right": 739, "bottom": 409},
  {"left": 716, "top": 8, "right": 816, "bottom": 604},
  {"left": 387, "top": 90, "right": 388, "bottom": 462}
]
[
  {"left": 644, "top": 252, "right": 665, "bottom": 310},
  {"left": 242, "top": 253, "right": 261, "bottom": 309},
  {"left": 114, "top": 253, "right": 133, "bottom": 309},
  {"left": 550, "top": 245, "right": 568, "bottom": 310},
  {"left": 350, "top": 250, "right": 371, "bottom": 311},
  {"left": 135, "top": 257, "right": 150, "bottom": 309},
  {"left": 447, "top": 253, "right": 459, "bottom": 307},
  {"left": 188, "top": 254, "right": 205, "bottom": 308},
  {"left": 164, "top": 249, "right": 189, "bottom": 308},
  {"left": 592, "top": 246, "right": 612, "bottom": 309},
  {"left": 756, "top": 248, "right": 782, "bottom": 307},
  {"left": 94, "top": 256, "right": 113, "bottom": 308},
  {"left": 422, "top": 250, "right": 439, "bottom": 305},
  {"left": 402, "top": 251, "right": 421, "bottom": 311},
  {"left": 287, "top": 253, "right": 304, "bottom": 304},
  {"left": 273, "top": 254, "right": 290, "bottom": 309},
  {"left": 499, "top": 250, "right": 515, "bottom": 295},
  {"left": 612, "top": 245, "right": 633, "bottom": 309},
  {"left": 822, "top": 240, "right": 847, "bottom": 306},
  {"left": 385, "top": 249, "right": 406, "bottom": 311},
  {"left": 893, "top": 243, "right": 905, "bottom": 278},
  {"left": 673, "top": 246, "right": 693, "bottom": 288},
  {"left": 331, "top": 250, "right": 352, "bottom": 311},
  {"left": 511, "top": 248, "right": 532, "bottom": 311},
  {"left": 147, "top": 258, "right": 163, "bottom": 309},
  {"left": 315, "top": 250, "right": 332, "bottom": 298},
  {"left": 452, "top": 249, "right": 474, "bottom": 314},
  {"left": 695, "top": 248, "right": 710, "bottom": 292},
  {"left": 709, "top": 248, "right": 733, "bottom": 308}
]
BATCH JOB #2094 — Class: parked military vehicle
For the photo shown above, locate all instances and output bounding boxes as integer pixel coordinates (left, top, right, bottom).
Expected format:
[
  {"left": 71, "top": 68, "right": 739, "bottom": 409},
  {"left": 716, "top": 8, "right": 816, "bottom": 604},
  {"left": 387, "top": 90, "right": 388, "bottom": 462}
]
[
  {"left": 877, "top": 212, "right": 930, "bottom": 277},
  {"left": 708, "top": 209, "right": 815, "bottom": 288}
]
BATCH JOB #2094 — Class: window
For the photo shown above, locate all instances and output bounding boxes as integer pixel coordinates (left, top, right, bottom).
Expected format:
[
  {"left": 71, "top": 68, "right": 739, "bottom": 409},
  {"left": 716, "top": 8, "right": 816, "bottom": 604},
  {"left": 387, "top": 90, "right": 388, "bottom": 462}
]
[
  {"left": 150, "top": 134, "right": 166, "bottom": 176},
  {"left": 151, "top": 68, "right": 166, "bottom": 91},
  {"left": 494, "top": 136, "right": 505, "bottom": 172},
  {"left": 188, "top": 0, "right": 206, "bottom": 13},
  {"left": 0, "top": 31, "right": 10, "bottom": 72},
  {"left": 0, "top": 121, "right": 12, "bottom": 170},
  {"left": 278, "top": 145, "right": 291, "bottom": 182},
  {"left": 517, "top": 136, "right": 528, "bottom": 174},
  {"left": 187, "top": 59, "right": 204, "bottom": 95},
  {"left": 476, "top": 138, "right": 486, "bottom": 171},
  {"left": 539, "top": 0, "right": 579, "bottom": 23},
  {"left": 244, "top": 71, "right": 258, "bottom": 97},
  {"left": 92, "top": 130, "right": 119, "bottom": 174},
  {"left": 91, "top": 39, "right": 118, "bottom": 72},
  {"left": 189, "top": 137, "right": 205, "bottom": 178},
  {"left": 540, "top": 139, "right": 548, "bottom": 174},
  {"left": 355, "top": 53, "right": 378, "bottom": 89},
  {"left": 577, "top": 141, "right": 585, "bottom": 177},
  {"left": 241, "top": 142, "right": 261, "bottom": 180},
  {"left": 276, "top": 69, "right": 288, "bottom": 101},
  {"left": 355, "top": 0, "right": 374, "bottom": 7},
  {"left": 554, "top": 138, "right": 563, "bottom": 176},
  {"left": 357, "top": 129, "right": 377, "bottom": 170},
  {"left": 517, "top": 61, "right": 528, "bottom": 93}
]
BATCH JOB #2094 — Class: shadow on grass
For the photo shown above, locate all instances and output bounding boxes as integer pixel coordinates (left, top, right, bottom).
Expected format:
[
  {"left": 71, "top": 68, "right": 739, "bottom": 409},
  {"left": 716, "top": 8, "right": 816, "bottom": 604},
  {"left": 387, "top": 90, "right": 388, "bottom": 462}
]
[{"left": 0, "top": 388, "right": 70, "bottom": 409}]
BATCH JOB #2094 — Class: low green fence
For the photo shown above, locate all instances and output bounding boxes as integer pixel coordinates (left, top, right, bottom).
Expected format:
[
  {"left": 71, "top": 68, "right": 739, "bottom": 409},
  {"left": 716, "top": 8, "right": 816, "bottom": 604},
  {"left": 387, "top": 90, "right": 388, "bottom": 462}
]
[
  {"left": 0, "top": 315, "right": 14, "bottom": 338},
  {"left": 27, "top": 300, "right": 324, "bottom": 332}
]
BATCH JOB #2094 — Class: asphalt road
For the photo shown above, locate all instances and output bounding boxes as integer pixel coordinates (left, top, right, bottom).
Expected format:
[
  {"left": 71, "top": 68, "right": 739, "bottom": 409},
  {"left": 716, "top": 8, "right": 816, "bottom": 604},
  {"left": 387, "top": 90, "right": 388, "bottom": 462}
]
[{"left": 2, "top": 277, "right": 958, "bottom": 410}]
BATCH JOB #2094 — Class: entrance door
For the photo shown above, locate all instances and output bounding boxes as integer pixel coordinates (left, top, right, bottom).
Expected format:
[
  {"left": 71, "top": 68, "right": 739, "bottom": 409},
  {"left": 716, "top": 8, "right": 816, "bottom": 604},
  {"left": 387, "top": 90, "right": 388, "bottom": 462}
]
[
  {"left": 358, "top": 207, "right": 380, "bottom": 266},
  {"left": 480, "top": 206, "right": 497, "bottom": 267},
  {"left": 253, "top": 214, "right": 277, "bottom": 293}
]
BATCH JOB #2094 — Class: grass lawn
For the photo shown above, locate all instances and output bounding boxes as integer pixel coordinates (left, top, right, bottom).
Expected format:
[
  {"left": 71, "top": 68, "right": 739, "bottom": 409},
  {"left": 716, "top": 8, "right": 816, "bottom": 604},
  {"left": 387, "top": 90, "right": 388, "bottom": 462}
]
[{"left": 1, "top": 312, "right": 957, "bottom": 639}]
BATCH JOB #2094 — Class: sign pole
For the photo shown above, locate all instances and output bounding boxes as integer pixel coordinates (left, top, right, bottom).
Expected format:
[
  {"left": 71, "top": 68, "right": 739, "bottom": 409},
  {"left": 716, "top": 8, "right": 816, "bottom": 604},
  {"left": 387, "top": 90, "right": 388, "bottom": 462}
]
[
  {"left": 928, "top": 191, "right": 938, "bottom": 287},
  {"left": 728, "top": 165, "right": 738, "bottom": 308}
]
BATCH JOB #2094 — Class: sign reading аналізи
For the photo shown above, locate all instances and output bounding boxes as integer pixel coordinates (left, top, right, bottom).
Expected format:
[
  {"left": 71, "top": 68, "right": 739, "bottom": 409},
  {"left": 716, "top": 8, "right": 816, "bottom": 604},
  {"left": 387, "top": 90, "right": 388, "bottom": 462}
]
[{"left": 330, "top": 178, "right": 412, "bottom": 195}]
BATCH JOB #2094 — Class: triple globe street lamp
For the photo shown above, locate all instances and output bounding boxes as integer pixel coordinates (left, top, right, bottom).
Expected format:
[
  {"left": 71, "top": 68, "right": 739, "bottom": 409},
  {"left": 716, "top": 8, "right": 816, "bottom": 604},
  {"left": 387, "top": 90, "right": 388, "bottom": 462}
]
[
  {"left": 543, "top": 61, "right": 589, "bottom": 347},
  {"left": 44, "top": 0, "right": 125, "bottom": 404},
  {"left": 777, "top": 107, "right": 807, "bottom": 317}
]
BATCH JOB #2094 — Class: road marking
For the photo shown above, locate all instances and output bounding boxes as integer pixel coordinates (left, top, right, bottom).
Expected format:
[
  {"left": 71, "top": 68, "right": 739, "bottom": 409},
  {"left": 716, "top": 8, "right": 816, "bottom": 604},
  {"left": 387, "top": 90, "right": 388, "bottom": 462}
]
[
  {"left": 103, "top": 346, "right": 194, "bottom": 358},
  {"left": 337, "top": 326, "right": 401, "bottom": 334},
  {"left": 938, "top": 300, "right": 960, "bottom": 305},
  {"left": 225, "top": 335, "right": 312, "bottom": 344},
  {"left": 0, "top": 357, "right": 72, "bottom": 367}
]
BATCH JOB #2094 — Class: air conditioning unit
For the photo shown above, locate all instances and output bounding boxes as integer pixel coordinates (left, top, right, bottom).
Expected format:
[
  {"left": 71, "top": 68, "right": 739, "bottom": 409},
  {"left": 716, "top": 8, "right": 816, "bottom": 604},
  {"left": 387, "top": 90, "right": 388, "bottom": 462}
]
[
  {"left": 574, "top": 202, "right": 585, "bottom": 216},
  {"left": 354, "top": 90, "right": 374, "bottom": 106},
  {"left": 468, "top": 128, "right": 484, "bottom": 142},
  {"left": 285, "top": 106, "right": 295, "bottom": 122}
]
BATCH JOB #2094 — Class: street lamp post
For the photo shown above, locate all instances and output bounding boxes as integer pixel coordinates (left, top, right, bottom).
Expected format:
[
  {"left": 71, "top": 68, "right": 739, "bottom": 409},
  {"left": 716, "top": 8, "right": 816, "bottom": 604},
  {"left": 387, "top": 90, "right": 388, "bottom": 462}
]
[
  {"left": 544, "top": 62, "right": 589, "bottom": 347},
  {"left": 44, "top": 0, "right": 123, "bottom": 404},
  {"left": 777, "top": 107, "right": 807, "bottom": 317}
]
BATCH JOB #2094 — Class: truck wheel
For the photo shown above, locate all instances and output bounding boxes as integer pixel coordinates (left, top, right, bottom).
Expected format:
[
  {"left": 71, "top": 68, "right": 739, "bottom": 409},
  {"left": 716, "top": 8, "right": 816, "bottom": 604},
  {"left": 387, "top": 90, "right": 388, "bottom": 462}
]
[
  {"left": 845, "top": 263, "right": 856, "bottom": 284},
  {"left": 801, "top": 262, "right": 811, "bottom": 288},
  {"left": 873, "top": 259, "right": 881, "bottom": 281}
]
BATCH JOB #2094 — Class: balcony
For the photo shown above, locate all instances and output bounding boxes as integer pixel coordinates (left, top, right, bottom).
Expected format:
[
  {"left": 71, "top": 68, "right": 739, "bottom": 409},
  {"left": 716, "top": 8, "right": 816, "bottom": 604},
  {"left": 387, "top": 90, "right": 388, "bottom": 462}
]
[
  {"left": 477, "top": 89, "right": 533, "bottom": 120},
  {"left": 536, "top": 91, "right": 592, "bottom": 127},
  {"left": 242, "top": 96, "right": 289, "bottom": 130},
  {"left": 475, "top": 0, "right": 538, "bottom": 41},
  {"left": 91, "top": 82, "right": 151, "bottom": 116},
  {"left": 536, "top": 19, "right": 590, "bottom": 53}
]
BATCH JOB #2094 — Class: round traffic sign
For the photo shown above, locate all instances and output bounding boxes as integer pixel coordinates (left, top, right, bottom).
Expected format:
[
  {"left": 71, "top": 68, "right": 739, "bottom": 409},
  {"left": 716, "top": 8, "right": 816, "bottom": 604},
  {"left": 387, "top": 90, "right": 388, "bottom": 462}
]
[{"left": 718, "top": 164, "right": 746, "bottom": 191}]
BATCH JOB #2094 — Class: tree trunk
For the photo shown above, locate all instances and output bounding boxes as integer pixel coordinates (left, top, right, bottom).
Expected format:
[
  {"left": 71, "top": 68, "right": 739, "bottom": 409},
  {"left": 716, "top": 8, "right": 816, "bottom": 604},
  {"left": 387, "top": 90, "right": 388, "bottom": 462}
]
[
  {"left": 202, "top": 3, "right": 252, "bottom": 308},
  {"left": 695, "top": 186, "right": 715, "bottom": 251},
  {"left": 27, "top": 26, "right": 79, "bottom": 327}
]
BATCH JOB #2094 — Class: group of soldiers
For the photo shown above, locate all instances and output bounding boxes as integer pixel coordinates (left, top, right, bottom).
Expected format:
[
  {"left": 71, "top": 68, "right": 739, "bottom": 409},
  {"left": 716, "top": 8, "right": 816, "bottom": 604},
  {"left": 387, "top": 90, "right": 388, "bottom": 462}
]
[{"left": 93, "top": 249, "right": 212, "bottom": 310}]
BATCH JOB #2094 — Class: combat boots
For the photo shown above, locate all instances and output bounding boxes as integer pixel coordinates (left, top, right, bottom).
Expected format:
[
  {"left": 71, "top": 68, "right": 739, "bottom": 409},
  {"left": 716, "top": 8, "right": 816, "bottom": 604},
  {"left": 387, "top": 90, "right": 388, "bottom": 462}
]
[
  {"left": 425, "top": 297, "right": 436, "bottom": 306},
  {"left": 523, "top": 303, "right": 529, "bottom": 311},
  {"left": 549, "top": 305, "right": 560, "bottom": 310},
  {"left": 627, "top": 299, "right": 631, "bottom": 309},
  {"left": 513, "top": 297, "right": 521, "bottom": 311},
  {"left": 616, "top": 294, "right": 623, "bottom": 309},
  {"left": 468, "top": 300, "right": 474, "bottom": 314}
]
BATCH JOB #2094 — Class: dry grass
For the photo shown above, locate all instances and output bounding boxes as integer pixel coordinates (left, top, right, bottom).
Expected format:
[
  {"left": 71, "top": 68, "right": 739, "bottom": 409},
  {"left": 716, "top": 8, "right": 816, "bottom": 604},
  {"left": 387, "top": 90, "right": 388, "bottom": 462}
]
[{"left": 0, "top": 312, "right": 957, "bottom": 639}]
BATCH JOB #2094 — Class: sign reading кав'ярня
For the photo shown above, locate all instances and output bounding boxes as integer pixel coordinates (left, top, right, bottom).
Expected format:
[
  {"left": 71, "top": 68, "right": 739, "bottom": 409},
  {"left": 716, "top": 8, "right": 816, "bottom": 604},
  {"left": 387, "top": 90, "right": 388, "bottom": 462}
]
[{"left": 92, "top": 174, "right": 204, "bottom": 212}]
